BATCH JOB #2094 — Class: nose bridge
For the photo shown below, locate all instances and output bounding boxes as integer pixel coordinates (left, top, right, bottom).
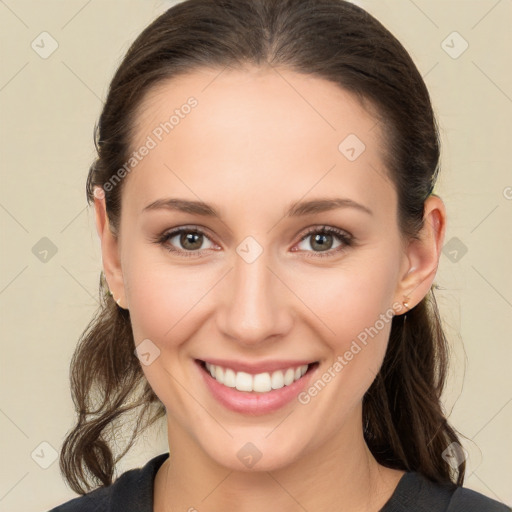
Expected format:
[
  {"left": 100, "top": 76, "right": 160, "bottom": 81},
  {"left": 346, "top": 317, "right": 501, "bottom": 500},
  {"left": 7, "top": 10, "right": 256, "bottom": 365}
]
[{"left": 218, "top": 239, "right": 292, "bottom": 344}]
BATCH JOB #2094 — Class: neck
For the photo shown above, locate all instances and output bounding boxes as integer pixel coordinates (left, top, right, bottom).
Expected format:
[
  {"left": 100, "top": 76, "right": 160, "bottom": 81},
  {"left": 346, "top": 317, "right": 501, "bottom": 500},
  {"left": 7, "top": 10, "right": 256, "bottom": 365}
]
[{"left": 154, "top": 410, "right": 404, "bottom": 512}]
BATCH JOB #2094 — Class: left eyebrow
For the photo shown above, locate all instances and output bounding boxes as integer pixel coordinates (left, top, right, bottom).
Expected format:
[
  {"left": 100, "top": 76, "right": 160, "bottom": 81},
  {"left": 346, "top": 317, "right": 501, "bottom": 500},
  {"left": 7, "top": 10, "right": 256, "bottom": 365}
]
[
  {"left": 286, "top": 197, "right": 373, "bottom": 217},
  {"left": 141, "top": 196, "right": 373, "bottom": 219}
]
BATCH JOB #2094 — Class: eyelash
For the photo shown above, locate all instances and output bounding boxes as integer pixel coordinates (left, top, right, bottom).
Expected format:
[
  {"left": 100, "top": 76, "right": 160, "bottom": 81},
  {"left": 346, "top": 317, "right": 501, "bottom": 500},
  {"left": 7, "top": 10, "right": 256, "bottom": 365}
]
[{"left": 153, "top": 225, "right": 354, "bottom": 259}]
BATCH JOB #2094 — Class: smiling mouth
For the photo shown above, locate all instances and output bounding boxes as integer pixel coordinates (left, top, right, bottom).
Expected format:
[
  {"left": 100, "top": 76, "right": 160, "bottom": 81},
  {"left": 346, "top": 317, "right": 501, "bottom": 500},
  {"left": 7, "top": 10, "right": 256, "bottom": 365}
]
[{"left": 196, "top": 359, "right": 320, "bottom": 393}]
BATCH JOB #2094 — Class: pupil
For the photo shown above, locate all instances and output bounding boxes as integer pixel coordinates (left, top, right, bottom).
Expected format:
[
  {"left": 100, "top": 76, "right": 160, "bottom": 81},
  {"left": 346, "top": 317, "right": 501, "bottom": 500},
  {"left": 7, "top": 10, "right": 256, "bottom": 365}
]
[
  {"left": 312, "top": 233, "right": 332, "bottom": 251},
  {"left": 181, "top": 232, "right": 202, "bottom": 250}
]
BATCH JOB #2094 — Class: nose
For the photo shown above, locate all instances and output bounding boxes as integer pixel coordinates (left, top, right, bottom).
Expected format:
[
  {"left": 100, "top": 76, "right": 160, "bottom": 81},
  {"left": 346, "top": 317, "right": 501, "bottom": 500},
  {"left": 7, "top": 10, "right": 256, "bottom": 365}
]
[{"left": 216, "top": 247, "right": 293, "bottom": 346}]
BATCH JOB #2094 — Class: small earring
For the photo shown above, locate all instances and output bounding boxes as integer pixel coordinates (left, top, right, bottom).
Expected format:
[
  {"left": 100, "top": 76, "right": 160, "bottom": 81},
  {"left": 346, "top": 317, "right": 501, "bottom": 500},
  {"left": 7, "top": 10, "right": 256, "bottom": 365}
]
[
  {"left": 108, "top": 289, "right": 125, "bottom": 309},
  {"left": 114, "top": 296, "right": 125, "bottom": 309},
  {"left": 403, "top": 296, "right": 411, "bottom": 309}
]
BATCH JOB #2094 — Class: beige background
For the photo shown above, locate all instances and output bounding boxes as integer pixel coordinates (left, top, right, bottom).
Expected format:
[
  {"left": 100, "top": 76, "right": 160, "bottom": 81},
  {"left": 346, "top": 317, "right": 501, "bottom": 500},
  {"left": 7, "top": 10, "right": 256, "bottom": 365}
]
[{"left": 0, "top": 0, "right": 511, "bottom": 510}]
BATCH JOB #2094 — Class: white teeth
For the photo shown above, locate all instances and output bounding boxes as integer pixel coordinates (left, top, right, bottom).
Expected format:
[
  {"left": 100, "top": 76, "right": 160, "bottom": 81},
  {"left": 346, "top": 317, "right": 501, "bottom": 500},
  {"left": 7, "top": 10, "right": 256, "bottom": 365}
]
[
  {"left": 284, "top": 368, "right": 295, "bottom": 386},
  {"left": 204, "top": 362, "right": 310, "bottom": 392},
  {"left": 271, "top": 370, "right": 284, "bottom": 389},
  {"left": 253, "top": 372, "right": 272, "bottom": 392},
  {"left": 214, "top": 365, "right": 224, "bottom": 382},
  {"left": 223, "top": 368, "right": 236, "bottom": 388},
  {"left": 236, "top": 371, "right": 253, "bottom": 392}
]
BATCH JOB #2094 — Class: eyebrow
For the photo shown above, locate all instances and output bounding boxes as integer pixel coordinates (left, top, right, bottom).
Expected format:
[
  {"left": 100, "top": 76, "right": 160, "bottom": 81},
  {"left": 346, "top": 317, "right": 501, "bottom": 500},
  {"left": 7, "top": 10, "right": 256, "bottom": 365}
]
[{"left": 142, "top": 197, "right": 373, "bottom": 218}]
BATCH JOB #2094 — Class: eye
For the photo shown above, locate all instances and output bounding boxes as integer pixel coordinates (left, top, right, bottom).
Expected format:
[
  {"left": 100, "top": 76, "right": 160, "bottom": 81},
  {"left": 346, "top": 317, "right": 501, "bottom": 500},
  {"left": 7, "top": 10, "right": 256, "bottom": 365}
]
[
  {"left": 155, "top": 227, "right": 218, "bottom": 258},
  {"left": 292, "top": 226, "right": 354, "bottom": 258},
  {"left": 153, "top": 225, "right": 354, "bottom": 259}
]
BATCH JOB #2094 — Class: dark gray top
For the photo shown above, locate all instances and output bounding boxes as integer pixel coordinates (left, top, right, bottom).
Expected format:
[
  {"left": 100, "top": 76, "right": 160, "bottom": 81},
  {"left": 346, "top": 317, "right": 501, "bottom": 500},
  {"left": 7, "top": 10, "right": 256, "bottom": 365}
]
[{"left": 48, "top": 453, "right": 511, "bottom": 511}]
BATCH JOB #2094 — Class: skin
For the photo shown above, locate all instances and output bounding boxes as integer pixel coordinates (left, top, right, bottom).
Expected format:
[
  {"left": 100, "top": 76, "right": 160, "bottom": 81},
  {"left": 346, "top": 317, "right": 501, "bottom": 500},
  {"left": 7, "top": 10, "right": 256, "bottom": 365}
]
[{"left": 94, "top": 65, "right": 446, "bottom": 511}]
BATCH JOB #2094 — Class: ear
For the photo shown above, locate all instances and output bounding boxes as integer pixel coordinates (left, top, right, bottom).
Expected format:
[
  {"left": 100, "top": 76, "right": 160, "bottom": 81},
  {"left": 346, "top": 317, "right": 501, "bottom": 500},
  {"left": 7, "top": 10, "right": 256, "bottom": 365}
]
[
  {"left": 393, "top": 195, "right": 446, "bottom": 314},
  {"left": 93, "top": 187, "right": 127, "bottom": 308}
]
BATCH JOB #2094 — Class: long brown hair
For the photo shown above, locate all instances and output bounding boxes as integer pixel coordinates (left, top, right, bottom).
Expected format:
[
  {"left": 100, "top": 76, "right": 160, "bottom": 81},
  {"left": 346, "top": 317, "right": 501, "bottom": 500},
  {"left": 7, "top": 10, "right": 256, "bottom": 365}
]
[{"left": 60, "top": 0, "right": 466, "bottom": 494}]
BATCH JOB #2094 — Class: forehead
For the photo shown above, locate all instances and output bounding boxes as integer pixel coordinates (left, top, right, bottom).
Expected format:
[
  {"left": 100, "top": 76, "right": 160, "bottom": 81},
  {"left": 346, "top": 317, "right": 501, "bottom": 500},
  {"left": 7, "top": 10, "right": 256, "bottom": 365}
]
[{"left": 124, "top": 66, "right": 395, "bottom": 219}]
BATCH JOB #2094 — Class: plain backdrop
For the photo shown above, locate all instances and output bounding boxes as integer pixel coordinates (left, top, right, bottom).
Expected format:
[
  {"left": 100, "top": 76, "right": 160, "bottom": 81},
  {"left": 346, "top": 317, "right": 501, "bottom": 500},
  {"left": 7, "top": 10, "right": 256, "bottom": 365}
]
[{"left": 0, "top": 1, "right": 511, "bottom": 510}]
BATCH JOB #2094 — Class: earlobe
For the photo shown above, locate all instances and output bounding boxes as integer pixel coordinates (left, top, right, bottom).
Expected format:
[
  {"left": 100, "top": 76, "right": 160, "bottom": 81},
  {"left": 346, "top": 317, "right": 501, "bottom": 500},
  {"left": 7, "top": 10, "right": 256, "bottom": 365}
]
[
  {"left": 93, "top": 187, "right": 126, "bottom": 308},
  {"left": 394, "top": 195, "right": 446, "bottom": 313}
]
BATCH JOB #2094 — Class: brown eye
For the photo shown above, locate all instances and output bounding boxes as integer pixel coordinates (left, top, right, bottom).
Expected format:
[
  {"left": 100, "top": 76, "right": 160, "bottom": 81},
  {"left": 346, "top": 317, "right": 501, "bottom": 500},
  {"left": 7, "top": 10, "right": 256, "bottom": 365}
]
[
  {"left": 308, "top": 232, "right": 335, "bottom": 251},
  {"left": 178, "top": 231, "right": 204, "bottom": 251},
  {"left": 294, "top": 226, "right": 353, "bottom": 258},
  {"left": 157, "top": 227, "right": 216, "bottom": 257}
]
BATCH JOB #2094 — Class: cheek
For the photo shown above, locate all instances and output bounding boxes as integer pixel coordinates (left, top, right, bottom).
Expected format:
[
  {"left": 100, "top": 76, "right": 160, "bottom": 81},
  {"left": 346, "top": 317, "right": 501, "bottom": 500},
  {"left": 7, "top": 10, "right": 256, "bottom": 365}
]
[
  {"left": 291, "top": 253, "right": 398, "bottom": 395},
  {"left": 122, "top": 235, "right": 225, "bottom": 348},
  {"left": 298, "top": 271, "right": 395, "bottom": 413},
  {"left": 294, "top": 258, "right": 398, "bottom": 342},
  {"left": 127, "top": 264, "right": 215, "bottom": 343},
  {"left": 125, "top": 259, "right": 219, "bottom": 409}
]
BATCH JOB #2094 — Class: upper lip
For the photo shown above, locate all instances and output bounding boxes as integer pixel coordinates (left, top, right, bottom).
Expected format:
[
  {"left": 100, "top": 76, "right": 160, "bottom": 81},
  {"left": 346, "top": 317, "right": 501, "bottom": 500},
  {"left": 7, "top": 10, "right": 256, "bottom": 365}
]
[{"left": 197, "top": 358, "right": 318, "bottom": 375}]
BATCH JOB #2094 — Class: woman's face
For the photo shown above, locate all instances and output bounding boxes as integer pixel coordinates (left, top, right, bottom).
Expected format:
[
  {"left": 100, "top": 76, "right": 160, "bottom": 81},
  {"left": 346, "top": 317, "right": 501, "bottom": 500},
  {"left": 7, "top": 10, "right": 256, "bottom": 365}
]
[{"left": 99, "top": 66, "right": 419, "bottom": 471}]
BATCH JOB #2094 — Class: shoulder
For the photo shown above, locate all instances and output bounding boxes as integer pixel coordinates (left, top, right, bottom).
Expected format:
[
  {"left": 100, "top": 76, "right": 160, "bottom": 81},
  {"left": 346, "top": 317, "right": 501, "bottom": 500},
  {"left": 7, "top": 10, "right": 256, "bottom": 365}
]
[
  {"left": 447, "top": 486, "right": 511, "bottom": 512},
  {"left": 46, "top": 485, "right": 110, "bottom": 512},
  {"left": 47, "top": 453, "right": 169, "bottom": 512},
  {"left": 381, "top": 471, "right": 510, "bottom": 512}
]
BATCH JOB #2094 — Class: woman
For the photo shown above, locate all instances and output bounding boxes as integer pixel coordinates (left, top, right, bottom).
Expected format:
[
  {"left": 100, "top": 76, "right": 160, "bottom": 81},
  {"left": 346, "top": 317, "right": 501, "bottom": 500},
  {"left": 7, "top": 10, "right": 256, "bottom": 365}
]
[{"left": 49, "top": 0, "right": 510, "bottom": 510}]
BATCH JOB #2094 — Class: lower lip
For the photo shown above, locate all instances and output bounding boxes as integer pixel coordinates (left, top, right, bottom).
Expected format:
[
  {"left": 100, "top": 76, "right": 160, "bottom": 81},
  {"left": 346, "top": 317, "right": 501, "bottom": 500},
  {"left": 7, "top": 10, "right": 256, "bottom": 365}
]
[{"left": 194, "top": 359, "right": 319, "bottom": 415}]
